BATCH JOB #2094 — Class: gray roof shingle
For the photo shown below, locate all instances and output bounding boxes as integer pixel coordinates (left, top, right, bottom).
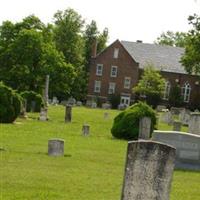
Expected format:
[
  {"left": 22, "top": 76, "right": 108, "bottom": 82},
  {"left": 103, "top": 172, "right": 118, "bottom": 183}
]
[{"left": 121, "top": 40, "right": 186, "bottom": 74}]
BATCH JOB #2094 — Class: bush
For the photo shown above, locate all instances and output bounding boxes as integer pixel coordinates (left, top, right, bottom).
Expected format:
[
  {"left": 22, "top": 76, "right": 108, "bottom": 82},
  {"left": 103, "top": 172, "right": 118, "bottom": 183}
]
[
  {"left": 111, "top": 102, "right": 157, "bottom": 140},
  {"left": 108, "top": 94, "right": 120, "bottom": 109},
  {"left": 0, "top": 82, "right": 22, "bottom": 123},
  {"left": 21, "top": 91, "right": 44, "bottom": 112}
]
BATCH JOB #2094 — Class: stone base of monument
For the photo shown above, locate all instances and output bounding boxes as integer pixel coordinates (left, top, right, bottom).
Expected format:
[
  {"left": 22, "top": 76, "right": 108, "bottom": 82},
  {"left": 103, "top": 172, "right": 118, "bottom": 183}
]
[{"left": 48, "top": 139, "right": 65, "bottom": 156}]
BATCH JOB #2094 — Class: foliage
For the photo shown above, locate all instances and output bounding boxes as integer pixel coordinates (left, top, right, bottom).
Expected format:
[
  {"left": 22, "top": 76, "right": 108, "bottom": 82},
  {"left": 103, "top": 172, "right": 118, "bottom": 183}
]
[
  {"left": 0, "top": 82, "right": 22, "bottom": 123},
  {"left": 168, "top": 84, "right": 183, "bottom": 107},
  {"left": 181, "top": 14, "right": 200, "bottom": 76},
  {"left": 111, "top": 102, "right": 157, "bottom": 140},
  {"left": 133, "top": 65, "right": 165, "bottom": 108},
  {"left": 21, "top": 91, "right": 44, "bottom": 112},
  {"left": 108, "top": 94, "right": 120, "bottom": 109},
  {"left": 155, "top": 31, "right": 187, "bottom": 47}
]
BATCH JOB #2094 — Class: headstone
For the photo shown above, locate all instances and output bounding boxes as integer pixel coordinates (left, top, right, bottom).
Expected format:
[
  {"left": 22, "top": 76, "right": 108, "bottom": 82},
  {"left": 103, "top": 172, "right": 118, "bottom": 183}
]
[
  {"left": 156, "top": 105, "right": 166, "bottom": 112},
  {"left": 65, "top": 105, "right": 72, "bottom": 122},
  {"left": 188, "top": 113, "right": 200, "bottom": 135},
  {"left": 82, "top": 124, "right": 90, "bottom": 136},
  {"left": 104, "top": 112, "right": 109, "bottom": 119},
  {"left": 91, "top": 102, "right": 97, "bottom": 108},
  {"left": 76, "top": 101, "right": 82, "bottom": 106},
  {"left": 39, "top": 108, "right": 48, "bottom": 121},
  {"left": 121, "top": 140, "right": 176, "bottom": 200},
  {"left": 52, "top": 97, "right": 58, "bottom": 105},
  {"left": 152, "top": 131, "right": 200, "bottom": 170},
  {"left": 86, "top": 100, "right": 92, "bottom": 107},
  {"left": 161, "top": 111, "right": 173, "bottom": 125},
  {"left": 102, "top": 103, "right": 111, "bottom": 109},
  {"left": 48, "top": 138, "right": 64, "bottom": 156},
  {"left": 179, "top": 109, "right": 190, "bottom": 126},
  {"left": 67, "top": 97, "right": 76, "bottom": 106},
  {"left": 139, "top": 117, "right": 151, "bottom": 139},
  {"left": 60, "top": 100, "right": 68, "bottom": 106},
  {"left": 173, "top": 121, "right": 182, "bottom": 131}
]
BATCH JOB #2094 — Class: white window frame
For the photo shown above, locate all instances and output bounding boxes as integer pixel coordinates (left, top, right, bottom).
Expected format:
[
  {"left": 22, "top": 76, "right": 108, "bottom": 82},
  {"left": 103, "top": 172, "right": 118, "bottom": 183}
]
[
  {"left": 181, "top": 82, "right": 191, "bottom": 103},
  {"left": 110, "top": 66, "right": 118, "bottom": 77},
  {"left": 163, "top": 81, "right": 171, "bottom": 100},
  {"left": 96, "top": 64, "right": 103, "bottom": 76},
  {"left": 124, "top": 77, "right": 131, "bottom": 89},
  {"left": 94, "top": 81, "right": 101, "bottom": 93},
  {"left": 113, "top": 48, "right": 119, "bottom": 58},
  {"left": 108, "top": 82, "right": 116, "bottom": 94},
  {"left": 120, "top": 96, "right": 130, "bottom": 106}
]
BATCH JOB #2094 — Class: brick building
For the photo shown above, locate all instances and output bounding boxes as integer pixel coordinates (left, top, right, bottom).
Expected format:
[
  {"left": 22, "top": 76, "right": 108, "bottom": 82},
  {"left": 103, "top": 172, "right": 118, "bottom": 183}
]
[{"left": 87, "top": 40, "right": 200, "bottom": 108}]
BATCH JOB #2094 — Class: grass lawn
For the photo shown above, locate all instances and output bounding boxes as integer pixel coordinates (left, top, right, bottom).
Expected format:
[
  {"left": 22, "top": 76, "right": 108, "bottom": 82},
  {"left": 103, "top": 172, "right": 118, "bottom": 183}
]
[{"left": 0, "top": 106, "right": 199, "bottom": 200}]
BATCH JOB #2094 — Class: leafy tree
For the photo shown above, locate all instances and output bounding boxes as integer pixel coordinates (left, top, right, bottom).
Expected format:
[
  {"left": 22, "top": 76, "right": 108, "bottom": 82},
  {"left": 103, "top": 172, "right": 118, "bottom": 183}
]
[
  {"left": 155, "top": 31, "right": 187, "bottom": 47},
  {"left": 133, "top": 64, "right": 165, "bottom": 108},
  {"left": 181, "top": 14, "right": 200, "bottom": 76}
]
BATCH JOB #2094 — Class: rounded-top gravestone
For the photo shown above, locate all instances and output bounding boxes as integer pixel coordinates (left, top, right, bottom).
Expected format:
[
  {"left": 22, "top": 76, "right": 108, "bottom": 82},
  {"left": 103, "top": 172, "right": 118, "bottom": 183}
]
[{"left": 48, "top": 138, "right": 65, "bottom": 156}]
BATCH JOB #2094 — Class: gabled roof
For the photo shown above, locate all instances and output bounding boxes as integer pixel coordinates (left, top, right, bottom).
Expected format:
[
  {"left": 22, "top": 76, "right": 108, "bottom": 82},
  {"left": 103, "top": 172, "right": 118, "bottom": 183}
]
[{"left": 121, "top": 40, "right": 186, "bottom": 74}]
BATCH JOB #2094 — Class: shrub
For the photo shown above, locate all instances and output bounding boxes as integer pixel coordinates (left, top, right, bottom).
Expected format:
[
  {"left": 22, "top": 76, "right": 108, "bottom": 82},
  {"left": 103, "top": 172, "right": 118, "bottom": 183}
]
[
  {"left": 108, "top": 94, "right": 120, "bottom": 109},
  {"left": 0, "top": 82, "right": 22, "bottom": 123},
  {"left": 111, "top": 102, "right": 157, "bottom": 140},
  {"left": 21, "top": 91, "right": 44, "bottom": 112}
]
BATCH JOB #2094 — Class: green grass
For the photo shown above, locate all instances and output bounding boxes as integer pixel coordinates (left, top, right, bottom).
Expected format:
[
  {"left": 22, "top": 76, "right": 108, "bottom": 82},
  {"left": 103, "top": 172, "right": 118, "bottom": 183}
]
[{"left": 0, "top": 106, "right": 199, "bottom": 200}]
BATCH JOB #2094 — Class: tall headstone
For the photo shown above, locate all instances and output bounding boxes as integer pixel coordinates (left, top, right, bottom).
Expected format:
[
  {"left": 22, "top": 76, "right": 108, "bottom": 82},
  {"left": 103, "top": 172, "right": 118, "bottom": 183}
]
[
  {"left": 82, "top": 124, "right": 90, "bottom": 136},
  {"left": 121, "top": 141, "right": 176, "bottom": 200},
  {"left": 65, "top": 105, "right": 72, "bottom": 122},
  {"left": 48, "top": 139, "right": 64, "bottom": 156},
  {"left": 139, "top": 117, "right": 151, "bottom": 139},
  {"left": 188, "top": 113, "right": 200, "bottom": 135}
]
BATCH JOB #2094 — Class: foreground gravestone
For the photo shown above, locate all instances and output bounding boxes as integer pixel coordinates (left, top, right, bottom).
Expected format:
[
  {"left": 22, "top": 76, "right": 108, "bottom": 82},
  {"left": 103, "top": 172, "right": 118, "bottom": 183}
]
[
  {"left": 65, "top": 105, "right": 72, "bottom": 122},
  {"left": 121, "top": 141, "right": 176, "bottom": 200},
  {"left": 152, "top": 131, "right": 200, "bottom": 170},
  {"left": 139, "top": 117, "right": 151, "bottom": 139},
  {"left": 48, "top": 139, "right": 64, "bottom": 156},
  {"left": 82, "top": 124, "right": 90, "bottom": 136},
  {"left": 188, "top": 113, "right": 200, "bottom": 135}
]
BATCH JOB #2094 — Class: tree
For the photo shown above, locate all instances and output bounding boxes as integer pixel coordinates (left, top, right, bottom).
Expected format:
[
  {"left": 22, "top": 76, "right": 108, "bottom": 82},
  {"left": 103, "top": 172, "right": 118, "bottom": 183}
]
[
  {"left": 181, "top": 14, "right": 200, "bottom": 76},
  {"left": 155, "top": 31, "right": 187, "bottom": 47},
  {"left": 133, "top": 64, "right": 165, "bottom": 108}
]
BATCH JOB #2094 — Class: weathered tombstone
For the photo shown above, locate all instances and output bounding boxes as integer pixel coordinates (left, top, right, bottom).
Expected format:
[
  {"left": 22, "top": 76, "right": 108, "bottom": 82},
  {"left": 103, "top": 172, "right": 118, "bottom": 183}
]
[
  {"left": 65, "top": 105, "right": 72, "bottom": 122},
  {"left": 139, "top": 117, "right": 151, "bottom": 139},
  {"left": 161, "top": 111, "right": 173, "bottom": 125},
  {"left": 39, "top": 108, "right": 48, "bottom": 121},
  {"left": 173, "top": 121, "right": 182, "bottom": 131},
  {"left": 152, "top": 131, "right": 200, "bottom": 170},
  {"left": 48, "top": 139, "right": 64, "bottom": 156},
  {"left": 67, "top": 97, "right": 76, "bottom": 106},
  {"left": 52, "top": 97, "right": 58, "bottom": 105},
  {"left": 86, "top": 100, "right": 92, "bottom": 107},
  {"left": 91, "top": 102, "right": 97, "bottom": 108},
  {"left": 121, "top": 141, "right": 176, "bottom": 200},
  {"left": 82, "top": 124, "right": 90, "bottom": 136},
  {"left": 188, "top": 113, "right": 200, "bottom": 135},
  {"left": 104, "top": 112, "right": 109, "bottom": 119},
  {"left": 76, "top": 101, "right": 82, "bottom": 106}
]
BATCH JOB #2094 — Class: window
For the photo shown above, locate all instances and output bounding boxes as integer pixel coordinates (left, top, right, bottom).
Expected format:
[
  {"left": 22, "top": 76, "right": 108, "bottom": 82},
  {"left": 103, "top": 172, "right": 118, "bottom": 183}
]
[
  {"left": 113, "top": 48, "right": 119, "bottom": 58},
  {"left": 96, "top": 64, "right": 103, "bottom": 76},
  {"left": 108, "top": 82, "right": 116, "bottom": 94},
  {"left": 163, "top": 81, "right": 171, "bottom": 100},
  {"left": 124, "top": 77, "right": 131, "bottom": 89},
  {"left": 94, "top": 81, "right": 101, "bottom": 93},
  {"left": 181, "top": 82, "right": 191, "bottom": 103},
  {"left": 110, "top": 66, "right": 118, "bottom": 77}
]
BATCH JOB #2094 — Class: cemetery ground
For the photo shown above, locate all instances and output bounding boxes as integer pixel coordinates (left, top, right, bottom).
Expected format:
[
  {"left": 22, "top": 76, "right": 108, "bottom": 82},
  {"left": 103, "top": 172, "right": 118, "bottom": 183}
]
[{"left": 0, "top": 106, "right": 200, "bottom": 200}]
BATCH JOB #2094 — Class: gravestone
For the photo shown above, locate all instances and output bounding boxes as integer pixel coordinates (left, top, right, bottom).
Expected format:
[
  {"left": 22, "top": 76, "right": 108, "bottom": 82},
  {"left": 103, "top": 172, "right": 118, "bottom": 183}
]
[
  {"left": 48, "top": 139, "right": 64, "bottom": 156},
  {"left": 60, "top": 100, "right": 68, "bottom": 106},
  {"left": 65, "top": 105, "right": 72, "bottom": 122},
  {"left": 82, "top": 124, "right": 90, "bottom": 136},
  {"left": 91, "top": 102, "right": 97, "bottom": 108},
  {"left": 39, "top": 108, "right": 48, "bottom": 121},
  {"left": 86, "top": 100, "right": 92, "bottom": 107},
  {"left": 173, "top": 121, "right": 182, "bottom": 131},
  {"left": 156, "top": 105, "right": 166, "bottom": 112},
  {"left": 161, "top": 111, "right": 173, "bottom": 125},
  {"left": 139, "top": 117, "right": 151, "bottom": 139},
  {"left": 67, "top": 97, "right": 76, "bottom": 106},
  {"left": 76, "top": 101, "right": 82, "bottom": 106},
  {"left": 121, "top": 141, "right": 176, "bottom": 200},
  {"left": 104, "top": 112, "right": 109, "bottom": 119},
  {"left": 179, "top": 109, "right": 190, "bottom": 126},
  {"left": 188, "top": 113, "right": 200, "bottom": 135},
  {"left": 52, "top": 97, "right": 58, "bottom": 105},
  {"left": 152, "top": 131, "right": 200, "bottom": 170}
]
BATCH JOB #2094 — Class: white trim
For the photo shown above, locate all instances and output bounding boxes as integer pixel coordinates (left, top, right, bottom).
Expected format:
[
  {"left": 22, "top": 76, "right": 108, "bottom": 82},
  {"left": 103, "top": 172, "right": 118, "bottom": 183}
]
[
  {"left": 113, "top": 48, "right": 119, "bottom": 58},
  {"left": 110, "top": 66, "right": 118, "bottom": 77},
  {"left": 124, "top": 77, "right": 131, "bottom": 89},
  {"left": 94, "top": 80, "right": 101, "bottom": 93},
  {"left": 96, "top": 64, "right": 103, "bottom": 76},
  {"left": 108, "top": 82, "right": 116, "bottom": 94}
]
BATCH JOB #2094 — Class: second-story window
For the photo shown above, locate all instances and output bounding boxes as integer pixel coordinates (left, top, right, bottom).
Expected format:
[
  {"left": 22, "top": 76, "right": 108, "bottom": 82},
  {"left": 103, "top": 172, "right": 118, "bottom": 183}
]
[
  {"left": 124, "top": 77, "right": 131, "bottom": 89},
  {"left": 96, "top": 64, "right": 103, "bottom": 76},
  {"left": 113, "top": 48, "right": 119, "bottom": 58},
  {"left": 108, "top": 82, "right": 116, "bottom": 94},
  {"left": 94, "top": 81, "right": 101, "bottom": 93},
  {"left": 110, "top": 66, "right": 118, "bottom": 77}
]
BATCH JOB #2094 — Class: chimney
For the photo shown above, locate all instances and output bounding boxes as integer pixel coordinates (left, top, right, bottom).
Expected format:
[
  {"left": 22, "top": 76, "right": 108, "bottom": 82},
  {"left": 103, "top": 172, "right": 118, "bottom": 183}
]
[
  {"left": 91, "top": 40, "right": 97, "bottom": 58},
  {"left": 136, "top": 40, "right": 143, "bottom": 43}
]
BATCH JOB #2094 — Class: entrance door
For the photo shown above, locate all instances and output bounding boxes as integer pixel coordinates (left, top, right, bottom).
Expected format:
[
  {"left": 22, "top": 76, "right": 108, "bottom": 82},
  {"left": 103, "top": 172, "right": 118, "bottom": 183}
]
[{"left": 120, "top": 96, "right": 130, "bottom": 107}]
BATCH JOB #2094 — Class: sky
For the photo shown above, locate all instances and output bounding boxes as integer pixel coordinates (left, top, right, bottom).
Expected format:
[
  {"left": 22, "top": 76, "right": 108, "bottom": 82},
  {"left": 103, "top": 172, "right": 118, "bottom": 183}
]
[{"left": 0, "top": 0, "right": 199, "bottom": 44}]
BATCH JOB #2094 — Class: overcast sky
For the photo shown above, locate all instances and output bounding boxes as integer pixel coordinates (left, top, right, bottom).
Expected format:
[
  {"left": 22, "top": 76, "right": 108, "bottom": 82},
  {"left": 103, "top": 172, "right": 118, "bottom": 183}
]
[{"left": 0, "top": 0, "right": 199, "bottom": 44}]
